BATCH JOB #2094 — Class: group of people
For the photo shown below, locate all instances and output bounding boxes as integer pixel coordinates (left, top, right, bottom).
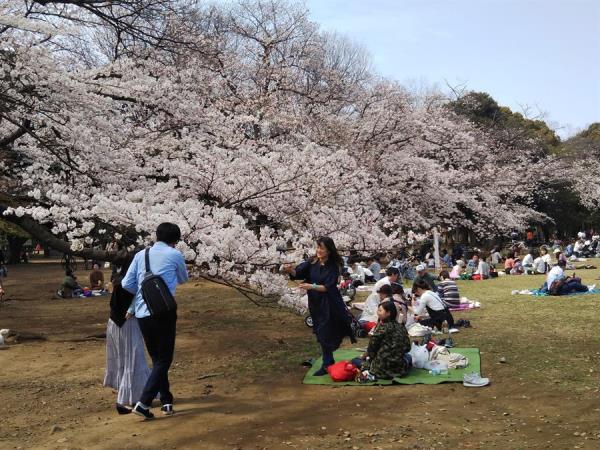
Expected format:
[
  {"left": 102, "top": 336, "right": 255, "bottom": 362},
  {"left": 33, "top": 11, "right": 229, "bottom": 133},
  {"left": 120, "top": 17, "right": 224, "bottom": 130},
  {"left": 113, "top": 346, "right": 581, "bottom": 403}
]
[
  {"left": 285, "top": 241, "right": 457, "bottom": 382},
  {"left": 57, "top": 263, "right": 107, "bottom": 298}
]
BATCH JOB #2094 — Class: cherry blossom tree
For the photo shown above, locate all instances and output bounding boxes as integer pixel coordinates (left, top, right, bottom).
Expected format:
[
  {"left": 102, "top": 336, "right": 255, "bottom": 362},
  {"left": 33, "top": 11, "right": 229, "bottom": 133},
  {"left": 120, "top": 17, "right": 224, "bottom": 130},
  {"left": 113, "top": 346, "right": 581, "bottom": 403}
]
[{"left": 0, "top": 0, "right": 552, "bottom": 305}]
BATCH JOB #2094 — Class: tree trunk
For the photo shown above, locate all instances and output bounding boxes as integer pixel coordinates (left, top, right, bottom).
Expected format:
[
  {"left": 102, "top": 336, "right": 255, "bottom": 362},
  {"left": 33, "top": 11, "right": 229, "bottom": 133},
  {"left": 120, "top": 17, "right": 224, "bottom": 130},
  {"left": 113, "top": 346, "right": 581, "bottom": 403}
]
[{"left": 7, "top": 236, "right": 26, "bottom": 264}]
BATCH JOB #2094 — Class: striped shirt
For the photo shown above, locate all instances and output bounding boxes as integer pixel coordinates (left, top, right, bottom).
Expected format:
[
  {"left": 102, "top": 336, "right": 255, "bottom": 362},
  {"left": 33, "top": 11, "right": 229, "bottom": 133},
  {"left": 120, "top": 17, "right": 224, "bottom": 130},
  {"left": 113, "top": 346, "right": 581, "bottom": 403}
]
[{"left": 437, "top": 280, "right": 460, "bottom": 306}]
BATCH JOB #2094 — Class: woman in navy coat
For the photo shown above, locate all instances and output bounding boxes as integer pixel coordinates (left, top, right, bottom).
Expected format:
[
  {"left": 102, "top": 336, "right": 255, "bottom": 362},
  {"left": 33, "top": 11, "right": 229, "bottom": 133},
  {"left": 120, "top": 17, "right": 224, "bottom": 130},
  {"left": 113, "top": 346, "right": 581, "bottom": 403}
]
[{"left": 284, "top": 237, "right": 356, "bottom": 375}]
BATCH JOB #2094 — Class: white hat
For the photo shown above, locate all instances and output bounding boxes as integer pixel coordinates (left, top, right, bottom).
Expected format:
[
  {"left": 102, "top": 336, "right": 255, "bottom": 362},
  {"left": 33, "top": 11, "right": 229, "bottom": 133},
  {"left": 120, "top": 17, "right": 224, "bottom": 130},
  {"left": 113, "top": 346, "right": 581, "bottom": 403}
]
[
  {"left": 553, "top": 248, "right": 561, "bottom": 254},
  {"left": 416, "top": 264, "right": 426, "bottom": 272}
]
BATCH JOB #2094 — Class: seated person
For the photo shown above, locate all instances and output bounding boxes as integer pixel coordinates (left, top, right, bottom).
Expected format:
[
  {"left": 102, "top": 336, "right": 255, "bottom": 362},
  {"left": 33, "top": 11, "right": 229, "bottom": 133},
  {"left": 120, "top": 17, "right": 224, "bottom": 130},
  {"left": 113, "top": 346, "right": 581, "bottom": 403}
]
[
  {"left": 474, "top": 259, "right": 490, "bottom": 279},
  {"left": 467, "top": 254, "right": 479, "bottom": 271},
  {"left": 89, "top": 263, "right": 105, "bottom": 290},
  {"left": 441, "top": 249, "right": 452, "bottom": 268},
  {"left": 504, "top": 254, "right": 516, "bottom": 273},
  {"left": 510, "top": 258, "right": 524, "bottom": 275},
  {"left": 522, "top": 252, "right": 534, "bottom": 269},
  {"left": 390, "top": 282, "right": 412, "bottom": 326},
  {"left": 372, "top": 267, "right": 400, "bottom": 293},
  {"left": 353, "top": 302, "right": 412, "bottom": 380},
  {"left": 412, "top": 279, "right": 454, "bottom": 329},
  {"left": 412, "top": 264, "right": 437, "bottom": 293},
  {"left": 58, "top": 270, "right": 82, "bottom": 298},
  {"left": 490, "top": 247, "right": 503, "bottom": 266},
  {"left": 546, "top": 259, "right": 589, "bottom": 296},
  {"left": 449, "top": 259, "right": 465, "bottom": 280},
  {"left": 368, "top": 257, "right": 382, "bottom": 282},
  {"left": 437, "top": 270, "right": 461, "bottom": 306},
  {"left": 358, "top": 284, "right": 393, "bottom": 332}
]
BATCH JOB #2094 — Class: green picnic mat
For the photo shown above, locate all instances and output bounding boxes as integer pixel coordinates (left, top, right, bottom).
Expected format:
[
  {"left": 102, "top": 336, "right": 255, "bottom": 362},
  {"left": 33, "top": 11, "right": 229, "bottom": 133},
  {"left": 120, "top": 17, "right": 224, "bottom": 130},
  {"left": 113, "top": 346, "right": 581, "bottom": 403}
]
[{"left": 302, "top": 347, "right": 480, "bottom": 386}]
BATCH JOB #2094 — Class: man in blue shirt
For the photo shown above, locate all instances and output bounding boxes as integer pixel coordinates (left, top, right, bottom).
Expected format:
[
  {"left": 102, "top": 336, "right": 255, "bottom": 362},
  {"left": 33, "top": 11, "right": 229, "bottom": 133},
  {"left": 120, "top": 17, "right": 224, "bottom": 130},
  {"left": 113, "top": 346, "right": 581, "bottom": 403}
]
[{"left": 122, "top": 223, "right": 188, "bottom": 420}]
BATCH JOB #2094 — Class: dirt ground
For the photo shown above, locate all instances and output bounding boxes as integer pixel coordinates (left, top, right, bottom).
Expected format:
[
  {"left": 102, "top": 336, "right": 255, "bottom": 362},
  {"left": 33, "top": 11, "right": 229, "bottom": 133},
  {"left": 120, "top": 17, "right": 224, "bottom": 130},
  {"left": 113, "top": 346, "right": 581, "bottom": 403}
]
[{"left": 2, "top": 262, "right": 600, "bottom": 450}]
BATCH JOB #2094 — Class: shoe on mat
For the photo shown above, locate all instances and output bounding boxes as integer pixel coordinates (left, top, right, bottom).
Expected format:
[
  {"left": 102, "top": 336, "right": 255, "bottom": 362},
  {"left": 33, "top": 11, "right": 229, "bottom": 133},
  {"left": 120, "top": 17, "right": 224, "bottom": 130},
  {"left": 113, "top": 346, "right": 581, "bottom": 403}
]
[
  {"left": 588, "top": 284, "right": 596, "bottom": 291},
  {"left": 463, "top": 372, "right": 490, "bottom": 387},
  {"left": 444, "top": 337, "right": 454, "bottom": 348},
  {"left": 133, "top": 402, "right": 155, "bottom": 420},
  {"left": 313, "top": 367, "right": 328, "bottom": 376},
  {"left": 161, "top": 404, "right": 175, "bottom": 416},
  {"left": 115, "top": 403, "right": 132, "bottom": 415}
]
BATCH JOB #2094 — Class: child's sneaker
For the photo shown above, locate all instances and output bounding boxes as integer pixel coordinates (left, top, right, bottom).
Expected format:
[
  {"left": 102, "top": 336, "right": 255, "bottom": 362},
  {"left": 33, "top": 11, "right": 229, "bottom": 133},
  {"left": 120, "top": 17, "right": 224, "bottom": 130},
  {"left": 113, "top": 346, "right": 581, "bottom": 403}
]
[
  {"left": 161, "top": 404, "right": 175, "bottom": 416},
  {"left": 133, "top": 402, "right": 154, "bottom": 420}
]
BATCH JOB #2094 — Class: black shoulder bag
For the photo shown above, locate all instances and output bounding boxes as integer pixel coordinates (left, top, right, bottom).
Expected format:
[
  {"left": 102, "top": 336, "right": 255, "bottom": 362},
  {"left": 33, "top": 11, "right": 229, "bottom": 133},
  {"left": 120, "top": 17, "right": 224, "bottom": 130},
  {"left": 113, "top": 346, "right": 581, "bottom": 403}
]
[{"left": 141, "top": 248, "right": 177, "bottom": 316}]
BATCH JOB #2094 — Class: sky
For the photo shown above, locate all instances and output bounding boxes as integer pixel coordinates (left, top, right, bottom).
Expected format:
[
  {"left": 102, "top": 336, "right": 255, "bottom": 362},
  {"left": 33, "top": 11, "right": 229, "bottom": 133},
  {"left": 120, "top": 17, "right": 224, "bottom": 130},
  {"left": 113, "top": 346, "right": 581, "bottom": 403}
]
[{"left": 306, "top": 0, "right": 600, "bottom": 138}]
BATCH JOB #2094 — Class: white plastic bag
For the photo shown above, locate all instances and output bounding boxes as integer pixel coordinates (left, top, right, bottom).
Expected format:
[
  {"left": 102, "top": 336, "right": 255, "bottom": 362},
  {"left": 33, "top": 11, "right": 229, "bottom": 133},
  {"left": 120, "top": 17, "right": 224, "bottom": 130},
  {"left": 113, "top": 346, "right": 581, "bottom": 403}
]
[{"left": 409, "top": 342, "right": 429, "bottom": 369}]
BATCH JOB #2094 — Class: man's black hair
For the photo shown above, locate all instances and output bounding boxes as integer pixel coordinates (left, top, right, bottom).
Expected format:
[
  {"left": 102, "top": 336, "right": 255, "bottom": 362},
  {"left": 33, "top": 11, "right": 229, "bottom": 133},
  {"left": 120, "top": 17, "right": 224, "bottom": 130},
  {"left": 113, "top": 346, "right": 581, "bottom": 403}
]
[
  {"left": 156, "top": 222, "right": 182, "bottom": 245},
  {"left": 557, "top": 259, "right": 567, "bottom": 267},
  {"left": 386, "top": 267, "right": 400, "bottom": 277}
]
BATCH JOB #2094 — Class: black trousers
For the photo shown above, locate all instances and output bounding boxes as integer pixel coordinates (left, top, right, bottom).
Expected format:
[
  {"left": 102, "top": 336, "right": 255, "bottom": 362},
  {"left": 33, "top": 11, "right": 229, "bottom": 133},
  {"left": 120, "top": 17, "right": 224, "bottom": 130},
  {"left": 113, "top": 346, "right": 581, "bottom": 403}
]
[{"left": 138, "top": 310, "right": 177, "bottom": 406}]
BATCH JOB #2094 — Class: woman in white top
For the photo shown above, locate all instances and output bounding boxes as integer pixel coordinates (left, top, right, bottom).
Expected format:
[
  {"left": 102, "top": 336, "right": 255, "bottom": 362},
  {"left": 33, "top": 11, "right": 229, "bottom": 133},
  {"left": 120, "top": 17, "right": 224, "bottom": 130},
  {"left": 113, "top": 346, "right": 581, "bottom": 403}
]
[{"left": 412, "top": 279, "right": 454, "bottom": 329}]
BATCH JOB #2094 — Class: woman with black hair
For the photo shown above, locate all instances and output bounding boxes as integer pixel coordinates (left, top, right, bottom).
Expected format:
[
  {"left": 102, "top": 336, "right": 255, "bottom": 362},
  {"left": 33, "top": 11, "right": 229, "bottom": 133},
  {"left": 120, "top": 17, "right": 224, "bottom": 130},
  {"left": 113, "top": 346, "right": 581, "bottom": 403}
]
[
  {"left": 103, "top": 254, "right": 151, "bottom": 414},
  {"left": 353, "top": 301, "right": 412, "bottom": 380},
  {"left": 283, "top": 237, "right": 356, "bottom": 376}
]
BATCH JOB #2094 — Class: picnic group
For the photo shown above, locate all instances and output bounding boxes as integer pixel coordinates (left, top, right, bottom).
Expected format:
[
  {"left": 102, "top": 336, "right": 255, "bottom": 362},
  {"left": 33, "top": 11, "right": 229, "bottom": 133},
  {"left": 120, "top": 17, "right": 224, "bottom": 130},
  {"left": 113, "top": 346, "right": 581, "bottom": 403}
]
[{"left": 1, "top": 224, "right": 599, "bottom": 421}]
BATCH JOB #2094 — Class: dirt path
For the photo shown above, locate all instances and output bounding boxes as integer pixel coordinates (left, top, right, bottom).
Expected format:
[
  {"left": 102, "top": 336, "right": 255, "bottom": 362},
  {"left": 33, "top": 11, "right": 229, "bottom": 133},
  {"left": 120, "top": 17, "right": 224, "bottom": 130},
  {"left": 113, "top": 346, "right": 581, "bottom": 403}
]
[{"left": 1, "top": 263, "right": 600, "bottom": 449}]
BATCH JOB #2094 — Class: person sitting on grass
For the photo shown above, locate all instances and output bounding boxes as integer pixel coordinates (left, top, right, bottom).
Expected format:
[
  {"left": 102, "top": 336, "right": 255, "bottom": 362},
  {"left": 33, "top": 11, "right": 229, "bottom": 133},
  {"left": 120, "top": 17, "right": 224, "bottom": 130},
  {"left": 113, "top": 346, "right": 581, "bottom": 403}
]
[
  {"left": 358, "top": 284, "right": 393, "bottom": 333},
  {"left": 371, "top": 266, "right": 400, "bottom": 294},
  {"left": 353, "top": 301, "right": 412, "bottom": 381},
  {"left": 58, "top": 269, "right": 83, "bottom": 298},
  {"left": 510, "top": 257, "right": 524, "bottom": 275},
  {"left": 412, "top": 264, "right": 437, "bottom": 293},
  {"left": 89, "top": 262, "right": 105, "bottom": 290},
  {"left": 522, "top": 251, "right": 534, "bottom": 273},
  {"left": 546, "top": 259, "right": 589, "bottom": 296},
  {"left": 437, "top": 270, "right": 461, "bottom": 307},
  {"left": 412, "top": 279, "right": 454, "bottom": 330},
  {"left": 473, "top": 257, "right": 490, "bottom": 280},
  {"left": 504, "top": 253, "right": 516, "bottom": 274},
  {"left": 390, "top": 282, "right": 412, "bottom": 326},
  {"left": 449, "top": 259, "right": 465, "bottom": 280}
]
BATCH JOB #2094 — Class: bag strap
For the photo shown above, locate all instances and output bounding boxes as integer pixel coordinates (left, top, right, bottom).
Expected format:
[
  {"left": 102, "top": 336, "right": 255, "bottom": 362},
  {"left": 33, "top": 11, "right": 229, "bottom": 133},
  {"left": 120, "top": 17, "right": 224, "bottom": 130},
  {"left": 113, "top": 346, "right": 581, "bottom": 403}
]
[{"left": 144, "top": 248, "right": 152, "bottom": 274}]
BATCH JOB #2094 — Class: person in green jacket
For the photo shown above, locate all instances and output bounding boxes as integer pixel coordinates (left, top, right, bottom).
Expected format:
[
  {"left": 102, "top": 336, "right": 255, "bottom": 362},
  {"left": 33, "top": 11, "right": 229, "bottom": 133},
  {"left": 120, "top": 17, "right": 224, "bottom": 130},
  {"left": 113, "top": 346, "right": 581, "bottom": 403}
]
[{"left": 356, "top": 301, "right": 412, "bottom": 380}]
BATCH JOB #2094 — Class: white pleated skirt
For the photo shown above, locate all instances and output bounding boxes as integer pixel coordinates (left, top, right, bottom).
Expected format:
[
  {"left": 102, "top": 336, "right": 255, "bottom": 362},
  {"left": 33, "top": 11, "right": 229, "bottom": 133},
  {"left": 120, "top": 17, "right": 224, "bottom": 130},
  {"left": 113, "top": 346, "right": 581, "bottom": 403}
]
[{"left": 103, "top": 317, "right": 151, "bottom": 406}]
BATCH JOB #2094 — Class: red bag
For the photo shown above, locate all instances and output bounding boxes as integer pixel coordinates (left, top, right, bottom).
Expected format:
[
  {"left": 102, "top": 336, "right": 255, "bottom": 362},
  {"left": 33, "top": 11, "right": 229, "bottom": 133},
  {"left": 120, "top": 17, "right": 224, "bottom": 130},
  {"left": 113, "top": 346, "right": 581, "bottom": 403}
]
[{"left": 327, "top": 361, "right": 358, "bottom": 382}]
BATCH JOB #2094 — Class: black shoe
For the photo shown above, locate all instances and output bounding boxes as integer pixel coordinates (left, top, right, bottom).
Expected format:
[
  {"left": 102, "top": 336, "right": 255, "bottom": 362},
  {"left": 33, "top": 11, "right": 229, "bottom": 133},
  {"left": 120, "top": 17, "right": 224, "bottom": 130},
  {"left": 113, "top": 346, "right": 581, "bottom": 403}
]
[
  {"left": 160, "top": 404, "right": 174, "bottom": 416},
  {"left": 133, "top": 403, "right": 154, "bottom": 420},
  {"left": 116, "top": 404, "right": 132, "bottom": 415},
  {"left": 313, "top": 367, "right": 328, "bottom": 376}
]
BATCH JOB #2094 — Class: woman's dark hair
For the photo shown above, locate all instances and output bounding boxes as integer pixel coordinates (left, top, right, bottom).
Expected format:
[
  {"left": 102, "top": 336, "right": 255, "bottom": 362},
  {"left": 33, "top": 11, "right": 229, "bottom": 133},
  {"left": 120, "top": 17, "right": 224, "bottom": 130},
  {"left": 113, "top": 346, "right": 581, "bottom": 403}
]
[
  {"left": 379, "top": 301, "right": 398, "bottom": 322},
  {"left": 111, "top": 253, "right": 135, "bottom": 286},
  {"left": 315, "top": 236, "right": 343, "bottom": 269},
  {"left": 391, "top": 282, "right": 406, "bottom": 300},
  {"left": 377, "top": 284, "right": 393, "bottom": 296},
  {"left": 438, "top": 270, "right": 450, "bottom": 280},
  {"left": 156, "top": 222, "right": 181, "bottom": 245},
  {"left": 413, "top": 279, "right": 431, "bottom": 291}
]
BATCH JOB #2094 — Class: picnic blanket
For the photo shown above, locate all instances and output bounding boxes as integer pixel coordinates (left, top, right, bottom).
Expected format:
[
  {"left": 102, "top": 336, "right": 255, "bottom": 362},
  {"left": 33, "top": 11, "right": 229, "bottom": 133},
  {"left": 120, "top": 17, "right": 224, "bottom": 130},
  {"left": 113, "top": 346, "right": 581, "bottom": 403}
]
[
  {"left": 514, "top": 288, "right": 600, "bottom": 297},
  {"left": 302, "top": 348, "right": 480, "bottom": 386}
]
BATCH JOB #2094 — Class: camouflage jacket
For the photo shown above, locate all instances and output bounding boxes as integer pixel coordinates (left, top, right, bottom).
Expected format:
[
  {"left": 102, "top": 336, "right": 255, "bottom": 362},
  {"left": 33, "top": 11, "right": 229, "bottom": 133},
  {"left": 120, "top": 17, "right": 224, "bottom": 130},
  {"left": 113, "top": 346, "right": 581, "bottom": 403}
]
[{"left": 366, "top": 320, "right": 411, "bottom": 379}]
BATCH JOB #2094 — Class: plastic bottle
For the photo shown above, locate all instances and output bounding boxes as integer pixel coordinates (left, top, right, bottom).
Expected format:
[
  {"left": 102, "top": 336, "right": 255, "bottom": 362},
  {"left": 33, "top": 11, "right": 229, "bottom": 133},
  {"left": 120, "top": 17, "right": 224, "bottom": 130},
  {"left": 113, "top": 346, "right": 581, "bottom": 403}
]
[{"left": 442, "top": 320, "right": 449, "bottom": 334}]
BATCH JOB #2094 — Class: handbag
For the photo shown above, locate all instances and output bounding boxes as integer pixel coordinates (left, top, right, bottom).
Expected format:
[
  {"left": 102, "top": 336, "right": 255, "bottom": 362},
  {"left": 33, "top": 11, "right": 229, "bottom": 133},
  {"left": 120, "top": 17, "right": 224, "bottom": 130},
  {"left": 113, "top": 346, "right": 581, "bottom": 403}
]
[
  {"left": 327, "top": 361, "right": 358, "bottom": 382},
  {"left": 141, "top": 248, "right": 177, "bottom": 316}
]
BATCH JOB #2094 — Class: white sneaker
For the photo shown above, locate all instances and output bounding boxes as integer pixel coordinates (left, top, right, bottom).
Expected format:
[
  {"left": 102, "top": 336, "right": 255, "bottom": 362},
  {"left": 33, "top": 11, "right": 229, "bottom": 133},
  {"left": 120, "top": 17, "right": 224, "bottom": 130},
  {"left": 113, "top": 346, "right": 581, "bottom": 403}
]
[
  {"left": 463, "top": 372, "right": 490, "bottom": 387},
  {"left": 588, "top": 284, "right": 596, "bottom": 292},
  {"left": 511, "top": 290, "right": 519, "bottom": 295}
]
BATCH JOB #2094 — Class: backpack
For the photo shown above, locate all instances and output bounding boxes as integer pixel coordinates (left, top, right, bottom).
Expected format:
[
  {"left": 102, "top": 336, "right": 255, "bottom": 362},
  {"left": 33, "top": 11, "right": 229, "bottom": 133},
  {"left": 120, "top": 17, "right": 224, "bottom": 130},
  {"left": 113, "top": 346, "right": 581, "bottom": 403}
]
[{"left": 141, "top": 248, "right": 177, "bottom": 316}]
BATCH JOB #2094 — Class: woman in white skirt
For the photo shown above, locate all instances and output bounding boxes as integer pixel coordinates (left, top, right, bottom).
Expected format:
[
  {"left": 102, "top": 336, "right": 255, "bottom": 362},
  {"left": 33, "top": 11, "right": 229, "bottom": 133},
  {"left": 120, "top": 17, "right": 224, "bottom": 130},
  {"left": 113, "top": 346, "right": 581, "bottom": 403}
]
[{"left": 103, "top": 255, "right": 151, "bottom": 414}]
